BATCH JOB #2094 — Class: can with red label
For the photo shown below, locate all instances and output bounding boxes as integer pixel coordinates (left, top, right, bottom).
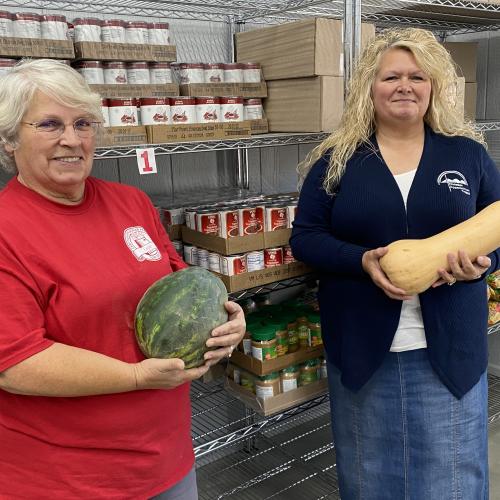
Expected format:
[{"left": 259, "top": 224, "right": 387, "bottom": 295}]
[
  {"left": 73, "top": 60, "right": 104, "bottom": 84},
  {"left": 244, "top": 98, "right": 263, "bottom": 120},
  {"left": 41, "top": 14, "right": 67, "bottom": 40},
  {"left": 170, "top": 97, "right": 196, "bottom": 124},
  {"left": 103, "top": 61, "right": 128, "bottom": 84},
  {"left": 73, "top": 18, "right": 101, "bottom": 42},
  {"left": 221, "top": 255, "right": 247, "bottom": 276},
  {"left": 127, "top": 62, "right": 150, "bottom": 84},
  {"left": 287, "top": 203, "right": 298, "bottom": 228},
  {"left": 218, "top": 207, "right": 240, "bottom": 238},
  {"left": 101, "top": 98, "right": 110, "bottom": 127},
  {"left": 264, "top": 247, "right": 283, "bottom": 268},
  {"left": 265, "top": 203, "right": 288, "bottom": 231},
  {"left": 246, "top": 250, "right": 265, "bottom": 272},
  {"left": 108, "top": 98, "right": 138, "bottom": 127},
  {"left": 204, "top": 63, "right": 225, "bottom": 83},
  {"left": 163, "top": 207, "right": 184, "bottom": 226},
  {"left": 101, "top": 19, "right": 126, "bottom": 43},
  {"left": 208, "top": 252, "right": 221, "bottom": 273},
  {"left": 220, "top": 96, "right": 244, "bottom": 123},
  {"left": 148, "top": 22, "right": 169, "bottom": 45},
  {"left": 238, "top": 204, "right": 264, "bottom": 236},
  {"left": 0, "top": 11, "right": 13, "bottom": 38},
  {"left": 14, "top": 12, "right": 41, "bottom": 38},
  {"left": 171, "top": 63, "right": 205, "bottom": 84},
  {"left": 149, "top": 62, "right": 172, "bottom": 84},
  {"left": 0, "top": 58, "right": 17, "bottom": 76},
  {"left": 126, "top": 20, "right": 148, "bottom": 44},
  {"left": 223, "top": 63, "right": 243, "bottom": 83},
  {"left": 283, "top": 245, "right": 295, "bottom": 264},
  {"left": 195, "top": 96, "right": 220, "bottom": 123},
  {"left": 196, "top": 209, "right": 219, "bottom": 235},
  {"left": 241, "top": 62, "right": 261, "bottom": 83},
  {"left": 140, "top": 97, "right": 170, "bottom": 125},
  {"left": 184, "top": 207, "right": 198, "bottom": 229}
]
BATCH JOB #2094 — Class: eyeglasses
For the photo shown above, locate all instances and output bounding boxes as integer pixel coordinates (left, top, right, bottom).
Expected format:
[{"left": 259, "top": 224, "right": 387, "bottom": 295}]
[{"left": 21, "top": 118, "right": 102, "bottom": 139}]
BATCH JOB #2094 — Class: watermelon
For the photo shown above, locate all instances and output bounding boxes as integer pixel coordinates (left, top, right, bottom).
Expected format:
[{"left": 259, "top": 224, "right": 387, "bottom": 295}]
[{"left": 135, "top": 267, "right": 228, "bottom": 368}]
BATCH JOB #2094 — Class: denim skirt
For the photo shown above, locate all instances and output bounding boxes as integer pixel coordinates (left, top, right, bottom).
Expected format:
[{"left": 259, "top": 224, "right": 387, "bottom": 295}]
[{"left": 327, "top": 349, "right": 488, "bottom": 500}]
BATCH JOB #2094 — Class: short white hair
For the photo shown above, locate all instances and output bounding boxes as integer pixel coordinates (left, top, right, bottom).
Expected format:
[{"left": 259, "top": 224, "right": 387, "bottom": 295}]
[{"left": 0, "top": 59, "right": 103, "bottom": 173}]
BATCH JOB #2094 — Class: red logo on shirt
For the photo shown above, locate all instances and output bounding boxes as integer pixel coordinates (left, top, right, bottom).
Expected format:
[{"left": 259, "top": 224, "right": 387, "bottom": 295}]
[{"left": 124, "top": 226, "right": 162, "bottom": 262}]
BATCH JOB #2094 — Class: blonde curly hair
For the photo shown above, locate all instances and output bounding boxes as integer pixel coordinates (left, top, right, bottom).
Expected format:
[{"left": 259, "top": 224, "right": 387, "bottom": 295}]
[{"left": 297, "top": 27, "right": 485, "bottom": 193}]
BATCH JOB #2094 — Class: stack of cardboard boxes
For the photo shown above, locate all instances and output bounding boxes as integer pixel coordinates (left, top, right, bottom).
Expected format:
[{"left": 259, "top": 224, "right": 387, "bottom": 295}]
[{"left": 236, "top": 18, "right": 375, "bottom": 132}]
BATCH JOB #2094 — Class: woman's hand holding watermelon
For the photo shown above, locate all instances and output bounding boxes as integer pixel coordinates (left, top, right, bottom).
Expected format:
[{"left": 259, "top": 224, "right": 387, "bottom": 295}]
[{"left": 203, "top": 301, "right": 246, "bottom": 366}]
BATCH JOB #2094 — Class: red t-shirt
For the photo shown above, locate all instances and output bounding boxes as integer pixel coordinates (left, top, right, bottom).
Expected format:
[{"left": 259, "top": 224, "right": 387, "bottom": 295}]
[{"left": 0, "top": 177, "right": 192, "bottom": 499}]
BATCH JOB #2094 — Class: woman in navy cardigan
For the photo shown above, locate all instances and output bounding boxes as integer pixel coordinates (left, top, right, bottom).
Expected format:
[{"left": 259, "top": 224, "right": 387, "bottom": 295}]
[{"left": 290, "top": 28, "right": 500, "bottom": 499}]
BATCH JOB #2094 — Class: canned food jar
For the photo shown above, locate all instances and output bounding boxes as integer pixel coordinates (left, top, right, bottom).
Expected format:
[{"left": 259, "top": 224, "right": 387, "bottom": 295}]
[
  {"left": 204, "top": 63, "right": 224, "bottom": 83},
  {"left": 241, "top": 62, "right": 261, "bottom": 83},
  {"left": 170, "top": 97, "right": 196, "bottom": 124},
  {"left": 101, "top": 98, "right": 110, "bottom": 127},
  {"left": 308, "top": 313, "right": 323, "bottom": 347},
  {"left": 0, "top": 11, "right": 14, "bottom": 38},
  {"left": 101, "top": 19, "right": 126, "bottom": 43},
  {"left": 265, "top": 203, "right": 288, "bottom": 231},
  {"left": 238, "top": 205, "right": 264, "bottom": 235},
  {"left": 149, "top": 62, "right": 172, "bottom": 84},
  {"left": 251, "top": 325, "right": 277, "bottom": 361},
  {"left": 41, "top": 14, "right": 67, "bottom": 40},
  {"left": 208, "top": 252, "right": 221, "bottom": 273},
  {"left": 0, "top": 58, "right": 17, "bottom": 76},
  {"left": 140, "top": 97, "right": 170, "bottom": 125},
  {"left": 126, "top": 20, "right": 148, "bottom": 44},
  {"left": 108, "top": 98, "right": 138, "bottom": 127},
  {"left": 281, "top": 365, "right": 300, "bottom": 393},
  {"left": 73, "top": 18, "right": 101, "bottom": 42},
  {"left": 255, "top": 372, "right": 280, "bottom": 399},
  {"left": 223, "top": 63, "right": 243, "bottom": 83},
  {"left": 14, "top": 12, "right": 41, "bottom": 39},
  {"left": 172, "top": 240, "right": 183, "bottom": 257},
  {"left": 195, "top": 96, "right": 220, "bottom": 123},
  {"left": 246, "top": 250, "right": 265, "bottom": 272},
  {"left": 264, "top": 247, "right": 283, "bottom": 268},
  {"left": 273, "top": 323, "right": 289, "bottom": 356},
  {"left": 73, "top": 60, "right": 104, "bottom": 84},
  {"left": 220, "top": 254, "right": 247, "bottom": 276},
  {"left": 220, "top": 97, "right": 244, "bottom": 122},
  {"left": 287, "top": 320, "right": 300, "bottom": 353},
  {"left": 196, "top": 209, "right": 219, "bottom": 235},
  {"left": 197, "top": 248, "right": 209, "bottom": 269},
  {"left": 283, "top": 245, "right": 296, "bottom": 264},
  {"left": 183, "top": 244, "right": 196, "bottom": 265},
  {"left": 171, "top": 62, "right": 205, "bottom": 84},
  {"left": 127, "top": 61, "right": 150, "bottom": 84},
  {"left": 299, "top": 359, "right": 320, "bottom": 386},
  {"left": 296, "top": 313, "right": 310, "bottom": 348},
  {"left": 163, "top": 207, "right": 185, "bottom": 226},
  {"left": 218, "top": 208, "right": 240, "bottom": 238},
  {"left": 103, "top": 61, "right": 128, "bottom": 84},
  {"left": 244, "top": 98, "right": 263, "bottom": 120},
  {"left": 148, "top": 22, "right": 169, "bottom": 45}
]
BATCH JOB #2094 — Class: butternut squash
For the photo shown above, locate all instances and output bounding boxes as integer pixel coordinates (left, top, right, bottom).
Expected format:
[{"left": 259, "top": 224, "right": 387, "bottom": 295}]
[{"left": 379, "top": 201, "right": 500, "bottom": 295}]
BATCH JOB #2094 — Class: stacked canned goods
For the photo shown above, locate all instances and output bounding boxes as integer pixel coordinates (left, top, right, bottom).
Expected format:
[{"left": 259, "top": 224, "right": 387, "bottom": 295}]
[{"left": 171, "top": 62, "right": 261, "bottom": 84}]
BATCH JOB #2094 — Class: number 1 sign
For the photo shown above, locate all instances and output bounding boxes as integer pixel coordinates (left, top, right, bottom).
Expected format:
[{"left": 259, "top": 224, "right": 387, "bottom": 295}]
[{"left": 136, "top": 148, "right": 158, "bottom": 175}]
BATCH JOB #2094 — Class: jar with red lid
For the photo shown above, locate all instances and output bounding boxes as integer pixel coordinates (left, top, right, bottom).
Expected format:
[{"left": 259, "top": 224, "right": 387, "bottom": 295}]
[
  {"left": 244, "top": 98, "right": 263, "bottom": 120},
  {"left": 127, "top": 61, "right": 150, "bottom": 84},
  {"left": 195, "top": 97, "right": 220, "bottom": 123},
  {"left": 170, "top": 97, "right": 196, "bottom": 124},
  {"left": 41, "top": 14, "right": 67, "bottom": 40},
  {"left": 147, "top": 22, "right": 169, "bottom": 45},
  {"left": 0, "top": 11, "right": 13, "bottom": 38},
  {"left": 73, "top": 60, "right": 104, "bottom": 84},
  {"left": 171, "top": 63, "right": 204, "bottom": 84},
  {"left": 149, "top": 62, "right": 172, "bottom": 84},
  {"left": 126, "top": 20, "right": 148, "bottom": 44},
  {"left": 73, "top": 18, "right": 101, "bottom": 42},
  {"left": 103, "top": 61, "right": 127, "bottom": 84},
  {"left": 241, "top": 62, "right": 261, "bottom": 83},
  {"left": 108, "top": 98, "right": 139, "bottom": 127},
  {"left": 220, "top": 96, "right": 244, "bottom": 122},
  {"left": 223, "top": 63, "right": 244, "bottom": 83},
  {"left": 101, "top": 19, "right": 126, "bottom": 43},
  {"left": 204, "top": 63, "right": 225, "bottom": 83},
  {"left": 140, "top": 97, "right": 170, "bottom": 125},
  {"left": 13, "top": 12, "right": 41, "bottom": 39},
  {"left": 0, "top": 58, "right": 17, "bottom": 76}
]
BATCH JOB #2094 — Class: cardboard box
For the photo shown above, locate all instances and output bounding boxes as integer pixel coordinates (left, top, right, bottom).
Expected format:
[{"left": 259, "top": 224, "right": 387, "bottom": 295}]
[
  {"left": 225, "top": 377, "right": 328, "bottom": 416},
  {"left": 90, "top": 84, "right": 179, "bottom": 98},
  {"left": 180, "top": 82, "right": 267, "bottom": 98},
  {"left": 214, "top": 261, "right": 311, "bottom": 293},
  {"left": 456, "top": 77, "right": 477, "bottom": 121},
  {"left": 236, "top": 18, "right": 375, "bottom": 80},
  {"left": 0, "top": 37, "right": 74, "bottom": 58},
  {"left": 230, "top": 345, "right": 324, "bottom": 376},
  {"left": 165, "top": 224, "right": 183, "bottom": 240},
  {"left": 442, "top": 42, "right": 477, "bottom": 82},
  {"left": 146, "top": 121, "right": 251, "bottom": 144},
  {"left": 74, "top": 41, "right": 176, "bottom": 62},
  {"left": 181, "top": 226, "right": 291, "bottom": 255},
  {"left": 96, "top": 126, "right": 148, "bottom": 147},
  {"left": 250, "top": 118, "right": 269, "bottom": 135},
  {"left": 264, "top": 76, "right": 343, "bottom": 132}
]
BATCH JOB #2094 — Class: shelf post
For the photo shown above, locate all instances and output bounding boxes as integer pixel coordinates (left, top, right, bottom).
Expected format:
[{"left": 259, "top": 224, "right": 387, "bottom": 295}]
[{"left": 343, "top": 0, "right": 362, "bottom": 94}]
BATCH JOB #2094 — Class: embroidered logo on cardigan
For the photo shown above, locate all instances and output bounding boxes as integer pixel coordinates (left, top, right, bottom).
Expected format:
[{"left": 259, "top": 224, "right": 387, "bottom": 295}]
[{"left": 437, "top": 171, "right": 471, "bottom": 195}]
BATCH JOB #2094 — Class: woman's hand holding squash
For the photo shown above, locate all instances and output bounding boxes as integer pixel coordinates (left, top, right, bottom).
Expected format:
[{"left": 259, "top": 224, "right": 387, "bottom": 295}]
[{"left": 432, "top": 250, "right": 491, "bottom": 287}]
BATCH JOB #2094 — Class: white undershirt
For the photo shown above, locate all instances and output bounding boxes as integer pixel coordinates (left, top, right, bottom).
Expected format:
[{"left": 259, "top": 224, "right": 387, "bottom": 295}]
[{"left": 390, "top": 169, "right": 427, "bottom": 352}]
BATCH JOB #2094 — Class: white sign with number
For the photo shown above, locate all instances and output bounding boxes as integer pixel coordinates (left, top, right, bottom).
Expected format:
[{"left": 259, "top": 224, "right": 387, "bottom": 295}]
[{"left": 136, "top": 148, "right": 157, "bottom": 175}]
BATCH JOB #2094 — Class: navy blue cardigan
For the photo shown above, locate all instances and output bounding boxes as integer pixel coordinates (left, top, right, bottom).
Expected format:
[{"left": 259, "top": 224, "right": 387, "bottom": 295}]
[{"left": 290, "top": 127, "right": 500, "bottom": 398}]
